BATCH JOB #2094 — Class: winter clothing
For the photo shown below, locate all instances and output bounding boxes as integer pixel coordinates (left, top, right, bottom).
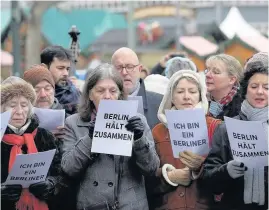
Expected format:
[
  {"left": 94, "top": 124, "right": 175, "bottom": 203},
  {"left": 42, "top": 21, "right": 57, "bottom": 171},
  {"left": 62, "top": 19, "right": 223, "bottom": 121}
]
[
  {"left": 144, "top": 74, "right": 169, "bottom": 95},
  {"left": 24, "top": 65, "right": 55, "bottom": 88},
  {"left": 137, "top": 79, "right": 163, "bottom": 129},
  {"left": 1, "top": 117, "right": 62, "bottom": 210},
  {"left": 245, "top": 52, "right": 268, "bottom": 70},
  {"left": 1, "top": 79, "right": 36, "bottom": 106},
  {"left": 125, "top": 116, "right": 145, "bottom": 140},
  {"left": 179, "top": 151, "right": 206, "bottom": 171},
  {"left": 201, "top": 112, "right": 268, "bottom": 210},
  {"left": 151, "top": 63, "right": 166, "bottom": 76},
  {"left": 55, "top": 80, "right": 80, "bottom": 115},
  {"left": 208, "top": 92, "right": 242, "bottom": 120},
  {"left": 164, "top": 57, "right": 197, "bottom": 78},
  {"left": 157, "top": 70, "right": 209, "bottom": 126},
  {"left": 147, "top": 70, "right": 221, "bottom": 210},
  {"left": 61, "top": 113, "right": 160, "bottom": 210},
  {"left": 240, "top": 61, "right": 268, "bottom": 100}
]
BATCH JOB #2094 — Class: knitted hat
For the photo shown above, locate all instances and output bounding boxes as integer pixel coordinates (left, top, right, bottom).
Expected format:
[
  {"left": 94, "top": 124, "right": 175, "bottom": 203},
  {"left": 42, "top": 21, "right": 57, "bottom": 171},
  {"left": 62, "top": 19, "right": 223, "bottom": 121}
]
[
  {"left": 23, "top": 64, "right": 55, "bottom": 88},
  {"left": 245, "top": 52, "right": 268, "bottom": 71},
  {"left": 165, "top": 57, "right": 197, "bottom": 79},
  {"left": 1, "top": 77, "right": 36, "bottom": 105},
  {"left": 158, "top": 70, "right": 208, "bottom": 126},
  {"left": 240, "top": 61, "right": 268, "bottom": 99}
]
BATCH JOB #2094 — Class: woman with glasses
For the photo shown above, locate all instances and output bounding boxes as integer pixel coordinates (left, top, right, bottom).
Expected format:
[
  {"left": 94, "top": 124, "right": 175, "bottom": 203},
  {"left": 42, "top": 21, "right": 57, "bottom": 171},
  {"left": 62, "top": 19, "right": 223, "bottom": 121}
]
[{"left": 205, "top": 54, "right": 243, "bottom": 120}]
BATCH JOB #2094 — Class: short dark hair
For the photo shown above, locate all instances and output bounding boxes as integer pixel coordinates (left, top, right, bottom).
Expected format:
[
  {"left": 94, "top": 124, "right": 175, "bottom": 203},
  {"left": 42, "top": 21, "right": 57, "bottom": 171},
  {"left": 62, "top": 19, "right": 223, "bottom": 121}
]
[
  {"left": 40, "top": 45, "right": 72, "bottom": 68},
  {"left": 240, "top": 61, "right": 268, "bottom": 99}
]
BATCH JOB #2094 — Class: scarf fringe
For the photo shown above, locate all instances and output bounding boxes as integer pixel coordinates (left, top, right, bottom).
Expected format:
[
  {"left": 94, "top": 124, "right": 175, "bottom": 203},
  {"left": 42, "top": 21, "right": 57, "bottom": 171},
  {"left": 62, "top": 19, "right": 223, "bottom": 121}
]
[{"left": 16, "top": 190, "right": 48, "bottom": 210}]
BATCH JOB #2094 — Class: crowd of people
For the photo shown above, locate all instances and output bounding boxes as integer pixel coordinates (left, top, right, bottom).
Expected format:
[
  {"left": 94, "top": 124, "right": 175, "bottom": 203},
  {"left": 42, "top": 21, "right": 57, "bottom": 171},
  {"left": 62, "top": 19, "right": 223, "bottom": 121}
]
[{"left": 1, "top": 44, "right": 268, "bottom": 210}]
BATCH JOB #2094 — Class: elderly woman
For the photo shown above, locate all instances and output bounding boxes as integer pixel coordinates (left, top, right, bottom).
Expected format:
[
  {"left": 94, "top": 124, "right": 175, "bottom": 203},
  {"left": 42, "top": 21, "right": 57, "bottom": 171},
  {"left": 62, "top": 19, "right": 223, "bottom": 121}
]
[
  {"left": 205, "top": 54, "right": 243, "bottom": 120},
  {"left": 201, "top": 60, "right": 268, "bottom": 210},
  {"left": 148, "top": 70, "right": 221, "bottom": 210},
  {"left": 1, "top": 78, "right": 61, "bottom": 210},
  {"left": 61, "top": 63, "right": 159, "bottom": 210}
]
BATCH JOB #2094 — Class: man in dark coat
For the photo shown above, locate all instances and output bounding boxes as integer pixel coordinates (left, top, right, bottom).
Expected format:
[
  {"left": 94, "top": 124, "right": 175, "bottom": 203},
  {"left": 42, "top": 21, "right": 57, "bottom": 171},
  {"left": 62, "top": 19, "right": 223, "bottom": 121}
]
[
  {"left": 111, "top": 47, "right": 163, "bottom": 130},
  {"left": 40, "top": 45, "right": 80, "bottom": 115}
]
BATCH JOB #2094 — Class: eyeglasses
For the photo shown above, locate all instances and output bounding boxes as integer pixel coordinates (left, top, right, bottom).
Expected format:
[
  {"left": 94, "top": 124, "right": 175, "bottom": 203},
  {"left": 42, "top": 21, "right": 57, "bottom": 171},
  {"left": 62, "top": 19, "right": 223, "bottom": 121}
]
[
  {"left": 115, "top": 64, "right": 140, "bottom": 73},
  {"left": 204, "top": 68, "right": 221, "bottom": 75}
]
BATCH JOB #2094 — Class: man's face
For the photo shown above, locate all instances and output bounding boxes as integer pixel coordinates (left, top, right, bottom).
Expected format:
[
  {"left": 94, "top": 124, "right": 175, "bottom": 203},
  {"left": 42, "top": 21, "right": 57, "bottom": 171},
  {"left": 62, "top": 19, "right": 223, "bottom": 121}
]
[
  {"left": 112, "top": 53, "right": 141, "bottom": 94},
  {"left": 49, "top": 57, "right": 70, "bottom": 87},
  {"left": 34, "top": 80, "right": 55, "bottom": 108}
]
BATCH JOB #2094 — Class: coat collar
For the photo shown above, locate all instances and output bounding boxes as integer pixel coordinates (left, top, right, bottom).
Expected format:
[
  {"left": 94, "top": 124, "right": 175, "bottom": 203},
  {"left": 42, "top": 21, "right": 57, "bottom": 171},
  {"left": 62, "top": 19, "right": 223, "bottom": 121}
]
[
  {"left": 137, "top": 79, "right": 148, "bottom": 111},
  {"left": 76, "top": 115, "right": 92, "bottom": 127}
]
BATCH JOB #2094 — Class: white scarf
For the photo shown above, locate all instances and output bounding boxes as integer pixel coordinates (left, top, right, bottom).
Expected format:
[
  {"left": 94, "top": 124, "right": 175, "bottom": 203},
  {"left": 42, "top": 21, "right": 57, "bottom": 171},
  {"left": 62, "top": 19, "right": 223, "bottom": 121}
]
[
  {"left": 7, "top": 119, "right": 31, "bottom": 135},
  {"left": 241, "top": 100, "right": 268, "bottom": 205}
]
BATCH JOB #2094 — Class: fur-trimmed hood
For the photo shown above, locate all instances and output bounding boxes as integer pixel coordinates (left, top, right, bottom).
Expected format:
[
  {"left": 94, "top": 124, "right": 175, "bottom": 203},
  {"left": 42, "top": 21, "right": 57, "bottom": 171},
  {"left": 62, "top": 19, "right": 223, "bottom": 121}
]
[
  {"left": 1, "top": 79, "right": 36, "bottom": 105},
  {"left": 158, "top": 70, "right": 208, "bottom": 126}
]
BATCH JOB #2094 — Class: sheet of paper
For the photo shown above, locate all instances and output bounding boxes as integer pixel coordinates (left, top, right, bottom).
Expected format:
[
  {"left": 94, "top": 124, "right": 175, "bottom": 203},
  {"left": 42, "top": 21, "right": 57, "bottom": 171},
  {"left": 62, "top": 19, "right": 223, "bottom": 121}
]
[
  {"left": 5, "top": 149, "right": 56, "bottom": 188},
  {"left": 91, "top": 100, "right": 138, "bottom": 156},
  {"left": 127, "top": 96, "right": 144, "bottom": 115},
  {"left": 1, "top": 110, "right": 12, "bottom": 140},
  {"left": 165, "top": 108, "right": 209, "bottom": 158},
  {"left": 225, "top": 116, "right": 268, "bottom": 168},
  {"left": 33, "top": 108, "right": 65, "bottom": 131}
]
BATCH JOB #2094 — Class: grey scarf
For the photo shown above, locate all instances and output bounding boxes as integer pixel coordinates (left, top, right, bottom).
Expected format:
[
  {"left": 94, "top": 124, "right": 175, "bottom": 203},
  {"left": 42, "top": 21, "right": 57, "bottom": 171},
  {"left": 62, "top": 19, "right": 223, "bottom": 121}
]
[
  {"left": 129, "top": 81, "right": 140, "bottom": 97},
  {"left": 241, "top": 100, "right": 268, "bottom": 205}
]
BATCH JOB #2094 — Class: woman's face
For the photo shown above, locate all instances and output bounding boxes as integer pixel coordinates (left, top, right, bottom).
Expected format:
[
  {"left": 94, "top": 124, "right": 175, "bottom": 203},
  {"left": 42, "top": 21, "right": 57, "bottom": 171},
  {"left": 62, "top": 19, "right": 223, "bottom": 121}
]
[
  {"left": 172, "top": 78, "right": 200, "bottom": 110},
  {"left": 3, "top": 96, "right": 30, "bottom": 128},
  {"left": 246, "top": 73, "right": 268, "bottom": 108},
  {"left": 89, "top": 79, "right": 120, "bottom": 110},
  {"left": 205, "top": 60, "right": 236, "bottom": 95}
]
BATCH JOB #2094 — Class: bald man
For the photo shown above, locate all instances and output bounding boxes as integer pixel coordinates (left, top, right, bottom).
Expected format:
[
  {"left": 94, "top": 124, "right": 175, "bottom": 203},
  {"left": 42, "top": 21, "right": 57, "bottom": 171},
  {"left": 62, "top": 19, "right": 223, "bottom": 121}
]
[{"left": 112, "top": 47, "right": 163, "bottom": 129}]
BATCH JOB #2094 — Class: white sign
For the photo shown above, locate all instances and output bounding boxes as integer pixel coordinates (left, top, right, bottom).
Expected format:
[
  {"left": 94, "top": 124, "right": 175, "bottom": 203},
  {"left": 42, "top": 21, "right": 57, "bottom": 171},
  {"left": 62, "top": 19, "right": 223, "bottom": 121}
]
[
  {"left": 1, "top": 110, "right": 12, "bottom": 140},
  {"left": 91, "top": 100, "right": 138, "bottom": 156},
  {"left": 165, "top": 108, "right": 209, "bottom": 158},
  {"left": 224, "top": 117, "right": 268, "bottom": 168},
  {"left": 33, "top": 108, "right": 65, "bottom": 131},
  {"left": 127, "top": 96, "right": 144, "bottom": 115},
  {"left": 5, "top": 149, "right": 56, "bottom": 188}
]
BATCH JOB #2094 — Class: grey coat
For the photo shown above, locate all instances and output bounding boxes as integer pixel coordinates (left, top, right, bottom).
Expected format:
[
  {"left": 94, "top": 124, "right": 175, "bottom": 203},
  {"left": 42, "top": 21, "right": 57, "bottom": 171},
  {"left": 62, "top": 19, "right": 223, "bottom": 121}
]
[
  {"left": 138, "top": 79, "right": 163, "bottom": 130},
  {"left": 61, "top": 113, "right": 160, "bottom": 210}
]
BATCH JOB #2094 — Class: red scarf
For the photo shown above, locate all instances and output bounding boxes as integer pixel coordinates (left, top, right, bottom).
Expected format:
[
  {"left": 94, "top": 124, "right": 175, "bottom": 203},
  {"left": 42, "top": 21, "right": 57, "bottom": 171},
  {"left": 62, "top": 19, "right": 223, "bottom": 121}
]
[
  {"left": 2, "top": 129, "right": 48, "bottom": 210},
  {"left": 219, "top": 86, "right": 238, "bottom": 105}
]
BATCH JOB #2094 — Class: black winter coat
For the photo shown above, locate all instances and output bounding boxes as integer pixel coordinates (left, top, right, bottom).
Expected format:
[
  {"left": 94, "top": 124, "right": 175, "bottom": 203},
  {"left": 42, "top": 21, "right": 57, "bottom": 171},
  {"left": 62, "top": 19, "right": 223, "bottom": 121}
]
[
  {"left": 201, "top": 112, "right": 268, "bottom": 210},
  {"left": 1, "top": 118, "right": 62, "bottom": 210}
]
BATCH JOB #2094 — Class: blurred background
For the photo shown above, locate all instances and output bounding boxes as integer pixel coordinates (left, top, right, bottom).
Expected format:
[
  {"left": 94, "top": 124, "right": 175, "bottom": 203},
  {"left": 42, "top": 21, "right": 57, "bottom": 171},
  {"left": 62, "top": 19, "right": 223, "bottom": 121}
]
[{"left": 1, "top": 0, "right": 268, "bottom": 80}]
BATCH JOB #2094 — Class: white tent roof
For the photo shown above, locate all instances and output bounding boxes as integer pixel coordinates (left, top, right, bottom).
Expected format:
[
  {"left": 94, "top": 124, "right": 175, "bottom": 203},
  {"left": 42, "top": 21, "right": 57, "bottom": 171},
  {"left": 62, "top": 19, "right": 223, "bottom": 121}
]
[{"left": 220, "top": 6, "right": 268, "bottom": 52}]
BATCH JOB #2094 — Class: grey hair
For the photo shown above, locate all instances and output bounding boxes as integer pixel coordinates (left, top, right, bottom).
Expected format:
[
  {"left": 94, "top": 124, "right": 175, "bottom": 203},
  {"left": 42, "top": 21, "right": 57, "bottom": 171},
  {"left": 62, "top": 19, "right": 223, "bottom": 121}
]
[
  {"left": 206, "top": 54, "right": 243, "bottom": 86},
  {"left": 78, "top": 63, "right": 126, "bottom": 122}
]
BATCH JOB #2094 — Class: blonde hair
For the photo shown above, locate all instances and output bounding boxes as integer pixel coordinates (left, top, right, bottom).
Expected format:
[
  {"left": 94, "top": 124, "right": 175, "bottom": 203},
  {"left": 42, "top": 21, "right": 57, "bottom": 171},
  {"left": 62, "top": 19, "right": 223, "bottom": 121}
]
[{"left": 206, "top": 54, "right": 243, "bottom": 86}]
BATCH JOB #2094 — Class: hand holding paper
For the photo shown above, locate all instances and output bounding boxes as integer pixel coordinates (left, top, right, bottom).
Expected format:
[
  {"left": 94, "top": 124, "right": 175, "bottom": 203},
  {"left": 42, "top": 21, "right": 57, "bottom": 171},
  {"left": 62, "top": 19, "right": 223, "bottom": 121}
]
[
  {"left": 1, "top": 184, "right": 22, "bottom": 202},
  {"left": 167, "top": 168, "right": 191, "bottom": 186},
  {"left": 179, "top": 151, "right": 205, "bottom": 171},
  {"left": 29, "top": 177, "right": 55, "bottom": 200},
  {"left": 125, "top": 116, "right": 144, "bottom": 141},
  {"left": 227, "top": 160, "right": 247, "bottom": 179},
  {"left": 51, "top": 126, "right": 65, "bottom": 139}
]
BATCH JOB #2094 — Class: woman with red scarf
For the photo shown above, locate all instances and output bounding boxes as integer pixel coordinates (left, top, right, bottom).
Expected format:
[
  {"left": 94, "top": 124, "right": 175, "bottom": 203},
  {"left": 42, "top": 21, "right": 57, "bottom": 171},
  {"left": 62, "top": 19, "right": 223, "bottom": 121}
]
[
  {"left": 205, "top": 54, "right": 243, "bottom": 120},
  {"left": 1, "top": 77, "right": 61, "bottom": 210}
]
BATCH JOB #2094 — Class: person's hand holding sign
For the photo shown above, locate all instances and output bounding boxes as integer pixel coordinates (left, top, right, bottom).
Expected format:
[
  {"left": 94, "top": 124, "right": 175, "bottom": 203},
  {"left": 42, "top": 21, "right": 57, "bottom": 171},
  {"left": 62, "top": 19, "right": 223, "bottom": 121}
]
[
  {"left": 125, "top": 116, "right": 144, "bottom": 141},
  {"left": 52, "top": 126, "right": 65, "bottom": 139},
  {"left": 1, "top": 184, "right": 22, "bottom": 202},
  {"left": 179, "top": 150, "right": 205, "bottom": 171},
  {"left": 29, "top": 177, "right": 55, "bottom": 200}
]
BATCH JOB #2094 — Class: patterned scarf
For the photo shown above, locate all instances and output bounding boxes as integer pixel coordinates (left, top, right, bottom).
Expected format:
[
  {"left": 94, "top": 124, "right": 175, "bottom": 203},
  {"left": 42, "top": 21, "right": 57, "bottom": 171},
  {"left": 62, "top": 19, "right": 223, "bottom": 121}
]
[
  {"left": 208, "top": 86, "right": 238, "bottom": 117},
  {"left": 2, "top": 129, "right": 48, "bottom": 210}
]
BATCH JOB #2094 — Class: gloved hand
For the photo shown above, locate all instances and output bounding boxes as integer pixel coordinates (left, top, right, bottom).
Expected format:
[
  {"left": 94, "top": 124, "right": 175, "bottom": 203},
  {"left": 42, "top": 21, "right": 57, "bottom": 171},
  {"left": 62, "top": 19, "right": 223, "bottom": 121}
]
[
  {"left": 179, "top": 150, "right": 205, "bottom": 171},
  {"left": 29, "top": 177, "right": 55, "bottom": 200},
  {"left": 227, "top": 160, "right": 247, "bottom": 179},
  {"left": 1, "top": 184, "right": 22, "bottom": 202},
  {"left": 167, "top": 167, "right": 191, "bottom": 186},
  {"left": 88, "top": 120, "right": 95, "bottom": 139},
  {"left": 125, "top": 116, "right": 144, "bottom": 140}
]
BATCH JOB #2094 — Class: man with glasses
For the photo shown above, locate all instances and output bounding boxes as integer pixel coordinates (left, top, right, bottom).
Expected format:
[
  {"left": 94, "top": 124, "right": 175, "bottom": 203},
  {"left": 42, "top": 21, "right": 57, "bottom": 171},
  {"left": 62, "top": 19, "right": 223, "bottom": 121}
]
[{"left": 111, "top": 47, "right": 163, "bottom": 129}]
